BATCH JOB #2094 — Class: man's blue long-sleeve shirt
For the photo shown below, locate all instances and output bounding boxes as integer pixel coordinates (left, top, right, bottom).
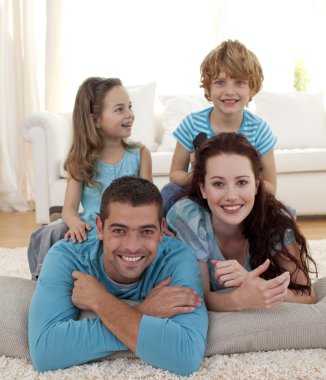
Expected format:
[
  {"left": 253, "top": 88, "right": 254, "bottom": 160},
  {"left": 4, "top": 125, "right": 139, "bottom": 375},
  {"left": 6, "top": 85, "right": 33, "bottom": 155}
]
[{"left": 28, "top": 233, "right": 208, "bottom": 376}]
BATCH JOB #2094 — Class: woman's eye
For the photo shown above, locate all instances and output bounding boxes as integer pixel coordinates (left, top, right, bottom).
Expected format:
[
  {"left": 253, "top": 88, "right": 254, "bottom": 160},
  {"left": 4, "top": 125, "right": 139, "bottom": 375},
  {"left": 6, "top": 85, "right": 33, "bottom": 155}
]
[
  {"left": 213, "top": 182, "right": 224, "bottom": 188},
  {"left": 238, "top": 180, "right": 248, "bottom": 186}
]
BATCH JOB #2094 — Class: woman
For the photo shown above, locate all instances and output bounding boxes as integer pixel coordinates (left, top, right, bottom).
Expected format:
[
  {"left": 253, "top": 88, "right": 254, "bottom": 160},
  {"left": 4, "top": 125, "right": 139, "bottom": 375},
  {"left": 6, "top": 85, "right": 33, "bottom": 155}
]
[{"left": 166, "top": 133, "right": 317, "bottom": 311}]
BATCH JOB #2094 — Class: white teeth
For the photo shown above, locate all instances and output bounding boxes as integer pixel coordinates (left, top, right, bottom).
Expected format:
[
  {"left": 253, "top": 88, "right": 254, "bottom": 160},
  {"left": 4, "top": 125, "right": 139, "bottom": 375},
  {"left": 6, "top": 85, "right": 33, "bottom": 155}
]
[
  {"left": 121, "top": 256, "right": 142, "bottom": 262},
  {"left": 223, "top": 205, "right": 241, "bottom": 211}
]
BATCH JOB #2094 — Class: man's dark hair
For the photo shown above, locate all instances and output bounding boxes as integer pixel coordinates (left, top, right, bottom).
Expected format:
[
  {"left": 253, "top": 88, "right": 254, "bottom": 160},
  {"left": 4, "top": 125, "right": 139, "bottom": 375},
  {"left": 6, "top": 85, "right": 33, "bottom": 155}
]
[{"left": 99, "top": 176, "right": 163, "bottom": 223}]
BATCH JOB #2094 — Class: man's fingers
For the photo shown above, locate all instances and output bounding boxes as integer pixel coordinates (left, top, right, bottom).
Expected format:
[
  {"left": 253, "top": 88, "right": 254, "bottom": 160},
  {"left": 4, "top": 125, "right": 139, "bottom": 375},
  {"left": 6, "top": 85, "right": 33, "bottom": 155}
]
[{"left": 155, "top": 277, "right": 171, "bottom": 289}]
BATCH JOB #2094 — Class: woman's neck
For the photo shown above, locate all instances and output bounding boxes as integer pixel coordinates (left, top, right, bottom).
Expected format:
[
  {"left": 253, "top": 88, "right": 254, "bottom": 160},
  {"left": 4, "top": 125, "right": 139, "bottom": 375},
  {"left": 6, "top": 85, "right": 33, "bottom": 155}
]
[{"left": 211, "top": 217, "right": 248, "bottom": 263}]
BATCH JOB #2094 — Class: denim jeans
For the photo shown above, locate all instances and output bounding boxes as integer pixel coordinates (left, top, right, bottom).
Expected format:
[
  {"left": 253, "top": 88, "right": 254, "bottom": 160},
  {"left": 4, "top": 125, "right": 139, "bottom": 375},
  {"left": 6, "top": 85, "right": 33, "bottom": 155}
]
[
  {"left": 27, "top": 219, "right": 68, "bottom": 280},
  {"left": 161, "top": 182, "right": 185, "bottom": 217}
]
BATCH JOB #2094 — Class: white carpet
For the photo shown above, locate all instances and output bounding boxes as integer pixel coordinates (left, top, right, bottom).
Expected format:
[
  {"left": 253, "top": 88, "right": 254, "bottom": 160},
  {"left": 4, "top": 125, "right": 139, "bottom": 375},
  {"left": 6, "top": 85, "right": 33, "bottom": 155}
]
[{"left": 0, "top": 242, "right": 326, "bottom": 380}]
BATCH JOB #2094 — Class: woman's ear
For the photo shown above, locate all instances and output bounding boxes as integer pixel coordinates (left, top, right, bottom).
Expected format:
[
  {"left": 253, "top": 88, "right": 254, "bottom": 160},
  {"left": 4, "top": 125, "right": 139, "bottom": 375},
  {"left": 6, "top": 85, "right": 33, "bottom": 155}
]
[
  {"left": 199, "top": 183, "right": 207, "bottom": 199},
  {"left": 255, "top": 180, "right": 260, "bottom": 194}
]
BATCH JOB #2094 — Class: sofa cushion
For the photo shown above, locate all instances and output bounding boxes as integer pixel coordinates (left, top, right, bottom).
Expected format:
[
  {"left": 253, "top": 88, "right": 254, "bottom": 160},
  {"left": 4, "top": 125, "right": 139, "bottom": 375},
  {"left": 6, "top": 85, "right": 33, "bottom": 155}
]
[
  {"left": 1, "top": 276, "right": 326, "bottom": 361},
  {"left": 127, "top": 82, "right": 158, "bottom": 152},
  {"left": 275, "top": 148, "right": 326, "bottom": 173},
  {"left": 158, "top": 95, "right": 210, "bottom": 152},
  {"left": 254, "top": 91, "right": 326, "bottom": 149}
]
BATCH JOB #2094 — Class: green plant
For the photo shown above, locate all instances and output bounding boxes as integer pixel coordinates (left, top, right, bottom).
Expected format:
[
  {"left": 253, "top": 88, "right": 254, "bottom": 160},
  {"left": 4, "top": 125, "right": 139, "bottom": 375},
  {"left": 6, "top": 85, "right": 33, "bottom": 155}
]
[{"left": 294, "top": 57, "right": 311, "bottom": 91}]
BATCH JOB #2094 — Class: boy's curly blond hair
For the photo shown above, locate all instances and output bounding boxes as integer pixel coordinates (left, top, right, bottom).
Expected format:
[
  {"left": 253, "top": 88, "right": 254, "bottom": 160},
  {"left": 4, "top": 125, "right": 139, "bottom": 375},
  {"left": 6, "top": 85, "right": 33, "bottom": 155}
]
[{"left": 200, "top": 40, "right": 264, "bottom": 102}]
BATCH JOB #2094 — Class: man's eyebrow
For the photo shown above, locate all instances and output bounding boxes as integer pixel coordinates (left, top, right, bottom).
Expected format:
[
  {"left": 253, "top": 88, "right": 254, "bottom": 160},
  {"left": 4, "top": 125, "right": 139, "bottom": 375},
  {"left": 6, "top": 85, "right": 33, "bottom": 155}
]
[{"left": 109, "top": 223, "right": 158, "bottom": 230}]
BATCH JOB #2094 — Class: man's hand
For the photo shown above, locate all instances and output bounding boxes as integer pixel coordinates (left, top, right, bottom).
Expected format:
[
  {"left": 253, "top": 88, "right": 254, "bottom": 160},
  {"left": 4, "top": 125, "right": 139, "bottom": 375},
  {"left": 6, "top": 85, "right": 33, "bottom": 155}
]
[
  {"left": 235, "top": 260, "right": 290, "bottom": 310},
  {"left": 71, "top": 271, "right": 107, "bottom": 311},
  {"left": 211, "top": 259, "right": 249, "bottom": 288},
  {"left": 135, "top": 277, "right": 202, "bottom": 318}
]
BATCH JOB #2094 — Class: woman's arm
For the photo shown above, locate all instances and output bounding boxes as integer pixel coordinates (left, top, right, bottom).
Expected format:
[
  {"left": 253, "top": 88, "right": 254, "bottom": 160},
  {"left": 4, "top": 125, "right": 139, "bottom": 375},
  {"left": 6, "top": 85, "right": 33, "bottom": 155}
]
[
  {"left": 274, "top": 241, "right": 316, "bottom": 304},
  {"left": 139, "top": 146, "right": 153, "bottom": 182},
  {"left": 200, "top": 260, "right": 290, "bottom": 311},
  {"left": 62, "top": 177, "right": 91, "bottom": 243},
  {"left": 261, "top": 149, "right": 277, "bottom": 195},
  {"left": 169, "top": 142, "right": 192, "bottom": 186}
]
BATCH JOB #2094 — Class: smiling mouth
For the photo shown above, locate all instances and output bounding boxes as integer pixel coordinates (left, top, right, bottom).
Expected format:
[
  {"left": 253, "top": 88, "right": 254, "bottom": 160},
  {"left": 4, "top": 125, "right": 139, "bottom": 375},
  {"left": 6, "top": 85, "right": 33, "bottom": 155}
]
[
  {"left": 121, "top": 123, "right": 132, "bottom": 128},
  {"left": 119, "top": 255, "right": 143, "bottom": 263},
  {"left": 221, "top": 205, "right": 243, "bottom": 213},
  {"left": 221, "top": 99, "right": 238, "bottom": 104}
]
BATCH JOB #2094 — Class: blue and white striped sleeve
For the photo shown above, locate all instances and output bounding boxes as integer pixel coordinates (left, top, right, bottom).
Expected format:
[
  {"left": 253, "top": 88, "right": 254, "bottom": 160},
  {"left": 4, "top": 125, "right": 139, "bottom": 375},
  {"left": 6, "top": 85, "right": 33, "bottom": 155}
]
[
  {"left": 172, "top": 115, "right": 196, "bottom": 152},
  {"left": 255, "top": 120, "right": 277, "bottom": 156}
]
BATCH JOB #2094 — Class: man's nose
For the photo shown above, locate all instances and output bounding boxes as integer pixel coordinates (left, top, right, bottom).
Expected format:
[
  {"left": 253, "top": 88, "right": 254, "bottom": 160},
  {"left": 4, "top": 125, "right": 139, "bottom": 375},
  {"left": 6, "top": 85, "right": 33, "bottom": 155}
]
[{"left": 123, "top": 233, "right": 142, "bottom": 252}]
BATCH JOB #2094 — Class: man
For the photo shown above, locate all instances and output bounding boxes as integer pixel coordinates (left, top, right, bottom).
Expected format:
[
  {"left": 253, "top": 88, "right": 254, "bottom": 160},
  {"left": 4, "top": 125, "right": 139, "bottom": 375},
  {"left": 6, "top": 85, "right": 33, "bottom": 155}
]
[{"left": 28, "top": 176, "right": 208, "bottom": 376}]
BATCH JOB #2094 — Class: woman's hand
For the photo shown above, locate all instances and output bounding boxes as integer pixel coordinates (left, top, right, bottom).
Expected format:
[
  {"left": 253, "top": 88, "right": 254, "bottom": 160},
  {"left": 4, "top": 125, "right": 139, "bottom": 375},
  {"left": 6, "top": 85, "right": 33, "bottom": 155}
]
[
  {"left": 64, "top": 219, "right": 92, "bottom": 243},
  {"left": 235, "top": 259, "right": 290, "bottom": 310},
  {"left": 211, "top": 259, "right": 248, "bottom": 287}
]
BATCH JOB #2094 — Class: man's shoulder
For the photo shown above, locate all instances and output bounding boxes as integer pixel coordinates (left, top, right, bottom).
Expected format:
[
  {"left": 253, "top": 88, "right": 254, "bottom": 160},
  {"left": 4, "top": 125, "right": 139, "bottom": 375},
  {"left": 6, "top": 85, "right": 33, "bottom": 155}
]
[
  {"left": 46, "top": 232, "right": 101, "bottom": 268},
  {"left": 158, "top": 235, "right": 197, "bottom": 265}
]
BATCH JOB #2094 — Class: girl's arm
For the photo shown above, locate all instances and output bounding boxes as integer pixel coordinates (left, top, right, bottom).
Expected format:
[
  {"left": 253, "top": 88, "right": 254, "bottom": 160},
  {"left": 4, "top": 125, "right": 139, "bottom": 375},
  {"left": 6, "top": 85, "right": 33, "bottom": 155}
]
[
  {"left": 139, "top": 146, "right": 153, "bottom": 182},
  {"left": 261, "top": 149, "right": 277, "bottom": 195},
  {"left": 169, "top": 142, "right": 192, "bottom": 186},
  {"left": 62, "top": 177, "right": 92, "bottom": 243},
  {"left": 274, "top": 241, "right": 316, "bottom": 304},
  {"left": 200, "top": 260, "right": 290, "bottom": 311}
]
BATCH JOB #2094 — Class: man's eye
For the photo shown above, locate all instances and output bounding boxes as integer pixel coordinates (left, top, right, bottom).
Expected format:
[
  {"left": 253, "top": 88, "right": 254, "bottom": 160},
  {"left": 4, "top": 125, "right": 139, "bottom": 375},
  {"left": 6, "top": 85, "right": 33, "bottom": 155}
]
[
  {"left": 112, "top": 229, "right": 125, "bottom": 234},
  {"left": 142, "top": 229, "right": 154, "bottom": 236}
]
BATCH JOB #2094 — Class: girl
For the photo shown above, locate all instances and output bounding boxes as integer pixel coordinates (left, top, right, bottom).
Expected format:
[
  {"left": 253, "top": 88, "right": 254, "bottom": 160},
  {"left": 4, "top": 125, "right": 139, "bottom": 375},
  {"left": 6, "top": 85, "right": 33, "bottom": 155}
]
[
  {"left": 166, "top": 133, "right": 317, "bottom": 310},
  {"left": 28, "top": 77, "right": 152, "bottom": 279}
]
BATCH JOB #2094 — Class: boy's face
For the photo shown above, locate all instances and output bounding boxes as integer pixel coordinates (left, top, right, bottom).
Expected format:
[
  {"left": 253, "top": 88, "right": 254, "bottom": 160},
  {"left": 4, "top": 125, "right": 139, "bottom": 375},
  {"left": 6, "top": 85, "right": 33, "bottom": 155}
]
[{"left": 207, "top": 71, "right": 251, "bottom": 118}]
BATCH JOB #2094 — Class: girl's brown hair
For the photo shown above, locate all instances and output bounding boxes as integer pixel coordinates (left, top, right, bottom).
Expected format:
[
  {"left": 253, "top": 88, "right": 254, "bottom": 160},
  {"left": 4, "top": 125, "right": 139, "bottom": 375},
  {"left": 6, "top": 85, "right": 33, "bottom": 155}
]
[{"left": 64, "top": 77, "right": 139, "bottom": 187}]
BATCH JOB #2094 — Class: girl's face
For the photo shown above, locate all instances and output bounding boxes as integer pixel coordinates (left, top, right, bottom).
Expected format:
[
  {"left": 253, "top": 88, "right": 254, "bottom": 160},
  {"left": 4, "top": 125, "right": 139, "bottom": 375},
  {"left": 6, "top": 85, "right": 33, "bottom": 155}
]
[
  {"left": 208, "top": 71, "right": 251, "bottom": 118},
  {"left": 199, "top": 153, "right": 258, "bottom": 227},
  {"left": 96, "top": 85, "right": 134, "bottom": 139}
]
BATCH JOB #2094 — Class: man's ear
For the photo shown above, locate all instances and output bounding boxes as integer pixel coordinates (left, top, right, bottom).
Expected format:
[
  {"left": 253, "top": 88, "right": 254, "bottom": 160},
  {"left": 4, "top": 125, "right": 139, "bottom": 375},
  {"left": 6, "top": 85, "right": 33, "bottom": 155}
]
[
  {"left": 96, "top": 215, "right": 104, "bottom": 240},
  {"left": 160, "top": 218, "right": 165, "bottom": 241}
]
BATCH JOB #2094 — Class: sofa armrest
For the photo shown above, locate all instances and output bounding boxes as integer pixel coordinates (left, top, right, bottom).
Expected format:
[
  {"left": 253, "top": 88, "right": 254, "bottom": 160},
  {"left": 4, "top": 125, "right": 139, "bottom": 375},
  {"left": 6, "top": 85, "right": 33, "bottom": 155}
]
[{"left": 21, "top": 112, "right": 72, "bottom": 223}]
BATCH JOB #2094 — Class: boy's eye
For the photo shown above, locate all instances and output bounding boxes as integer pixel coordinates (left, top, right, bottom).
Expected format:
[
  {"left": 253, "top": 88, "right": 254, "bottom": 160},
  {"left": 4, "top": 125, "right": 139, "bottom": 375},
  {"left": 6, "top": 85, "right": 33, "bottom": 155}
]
[
  {"left": 235, "top": 80, "right": 247, "bottom": 86},
  {"left": 214, "top": 80, "right": 224, "bottom": 86}
]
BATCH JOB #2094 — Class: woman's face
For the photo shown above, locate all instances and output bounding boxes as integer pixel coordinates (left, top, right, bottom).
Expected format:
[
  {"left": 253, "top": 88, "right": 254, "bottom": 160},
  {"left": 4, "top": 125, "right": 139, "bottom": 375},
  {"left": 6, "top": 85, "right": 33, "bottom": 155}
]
[{"left": 199, "top": 153, "right": 258, "bottom": 227}]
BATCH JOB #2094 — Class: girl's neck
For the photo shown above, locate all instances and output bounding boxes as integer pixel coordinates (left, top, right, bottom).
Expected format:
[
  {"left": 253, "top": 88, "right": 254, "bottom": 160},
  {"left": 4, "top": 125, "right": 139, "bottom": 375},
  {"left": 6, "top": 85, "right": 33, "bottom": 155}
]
[
  {"left": 100, "top": 138, "right": 125, "bottom": 164},
  {"left": 210, "top": 108, "right": 244, "bottom": 133}
]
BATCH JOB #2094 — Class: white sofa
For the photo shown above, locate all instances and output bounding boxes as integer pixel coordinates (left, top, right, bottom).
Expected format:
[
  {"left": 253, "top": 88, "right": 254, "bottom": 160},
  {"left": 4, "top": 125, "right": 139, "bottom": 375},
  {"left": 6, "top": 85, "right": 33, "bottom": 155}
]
[{"left": 21, "top": 82, "right": 326, "bottom": 224}]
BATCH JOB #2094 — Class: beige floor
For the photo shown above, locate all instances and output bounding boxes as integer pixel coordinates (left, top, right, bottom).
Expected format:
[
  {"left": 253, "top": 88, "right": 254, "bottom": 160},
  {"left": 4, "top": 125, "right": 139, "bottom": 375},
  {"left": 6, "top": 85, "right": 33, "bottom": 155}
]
[{"left": 0, "top": 211, "right": 325, "bottom": 248}]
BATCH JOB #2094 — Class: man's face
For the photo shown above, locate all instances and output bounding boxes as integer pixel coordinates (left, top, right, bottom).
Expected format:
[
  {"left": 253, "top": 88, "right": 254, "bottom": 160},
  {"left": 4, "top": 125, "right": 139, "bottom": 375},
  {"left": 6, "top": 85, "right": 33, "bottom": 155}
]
[{"left": 96, "top": 202, "right": 164, "bottom": 284}]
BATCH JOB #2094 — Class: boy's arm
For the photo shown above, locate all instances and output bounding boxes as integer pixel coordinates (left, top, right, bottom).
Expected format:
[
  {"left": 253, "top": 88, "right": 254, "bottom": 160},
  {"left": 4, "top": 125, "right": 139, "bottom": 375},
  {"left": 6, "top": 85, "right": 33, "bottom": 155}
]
[
  {"left": 169, "top": 142, "right": 192, "bottom": 185},
  {"left": 261, "top": 149, "right": 277, "bottom": 195}
]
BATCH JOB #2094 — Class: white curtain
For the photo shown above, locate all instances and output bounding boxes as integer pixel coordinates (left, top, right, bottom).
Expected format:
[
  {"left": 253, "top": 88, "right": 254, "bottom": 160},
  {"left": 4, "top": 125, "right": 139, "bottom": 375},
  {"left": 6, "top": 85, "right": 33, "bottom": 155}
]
[
  {"left": 0, "top": 0, "right": 45, "bottom": 211},
  {"left": 1, "top": 0, "right": 326, "bottom": 210}
]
